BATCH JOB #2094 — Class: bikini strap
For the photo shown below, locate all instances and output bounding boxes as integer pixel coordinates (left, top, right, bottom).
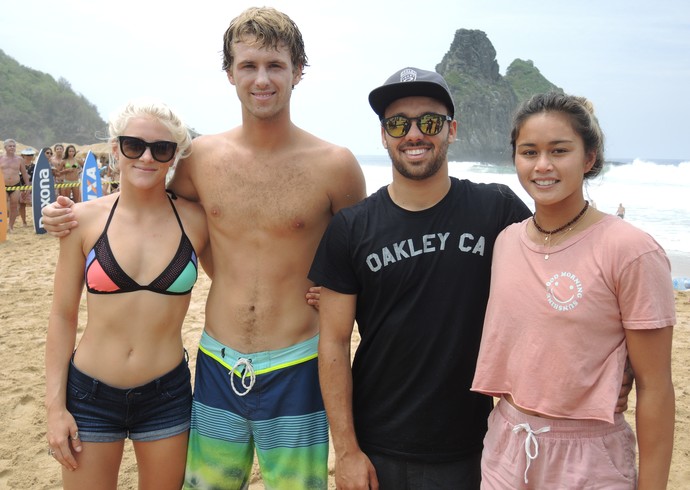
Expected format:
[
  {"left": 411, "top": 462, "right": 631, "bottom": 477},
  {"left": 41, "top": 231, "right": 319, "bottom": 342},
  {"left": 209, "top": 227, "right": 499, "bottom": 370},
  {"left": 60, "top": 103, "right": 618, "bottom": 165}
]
[
  {"left": 167, "top": 194, "right": 185, "bottom": 231},
  {"left": 103, "top": 196, "right": 120, "bottom": 232}
]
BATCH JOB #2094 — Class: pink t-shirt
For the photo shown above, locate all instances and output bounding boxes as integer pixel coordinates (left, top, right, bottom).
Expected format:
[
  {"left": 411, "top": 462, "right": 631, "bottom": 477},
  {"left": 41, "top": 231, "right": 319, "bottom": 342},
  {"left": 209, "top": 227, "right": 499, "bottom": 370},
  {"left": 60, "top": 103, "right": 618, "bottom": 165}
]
[{"left": 471, "top": 215, "right": 675, "bottom": 423}]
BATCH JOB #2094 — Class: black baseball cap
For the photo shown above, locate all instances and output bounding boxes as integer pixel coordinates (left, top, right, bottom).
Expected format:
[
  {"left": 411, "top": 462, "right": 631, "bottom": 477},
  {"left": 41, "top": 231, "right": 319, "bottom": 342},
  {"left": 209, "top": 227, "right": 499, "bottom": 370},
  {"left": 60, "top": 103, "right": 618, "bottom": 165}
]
[{"left": 368, "top": 67, "right": 455, "bottom": 120}]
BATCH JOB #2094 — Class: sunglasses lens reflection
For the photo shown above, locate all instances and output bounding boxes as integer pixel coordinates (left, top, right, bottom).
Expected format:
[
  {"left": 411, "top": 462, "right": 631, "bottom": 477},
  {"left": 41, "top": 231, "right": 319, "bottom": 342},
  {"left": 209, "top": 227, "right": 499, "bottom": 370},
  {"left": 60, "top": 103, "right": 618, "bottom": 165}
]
[
  {"left": 419, "top": 114, "right": 444, "bottom": 135},
  {"left": 384, "top": 117, "right": 409, "bottom": 138},
  {"left": 382, "top": 114, "right": 447, "bottom": 138}
]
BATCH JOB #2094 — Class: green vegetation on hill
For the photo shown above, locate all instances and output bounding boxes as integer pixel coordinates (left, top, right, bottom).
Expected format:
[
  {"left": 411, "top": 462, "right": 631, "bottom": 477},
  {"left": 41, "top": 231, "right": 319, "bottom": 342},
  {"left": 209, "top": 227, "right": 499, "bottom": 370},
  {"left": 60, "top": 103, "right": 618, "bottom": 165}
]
[
  {"left": 0, "top": 49, "right": 106, "bottom": 149},
  {"left": 505, "top": 59, "right": 563, "bottom": 101},
  {"left": 437, "top": 29, "right": 565, "bottom": 163}
]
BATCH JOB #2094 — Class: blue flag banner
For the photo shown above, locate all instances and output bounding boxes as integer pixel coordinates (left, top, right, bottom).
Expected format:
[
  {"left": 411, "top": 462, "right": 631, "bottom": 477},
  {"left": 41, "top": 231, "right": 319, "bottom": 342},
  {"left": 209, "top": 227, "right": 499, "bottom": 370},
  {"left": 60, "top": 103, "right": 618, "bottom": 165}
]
[
  {"left": 81, "top": 151, "right": 103, "bottom": 202},
  {"left": 31, "top": 149, "right": 56, "bottom": 234}
]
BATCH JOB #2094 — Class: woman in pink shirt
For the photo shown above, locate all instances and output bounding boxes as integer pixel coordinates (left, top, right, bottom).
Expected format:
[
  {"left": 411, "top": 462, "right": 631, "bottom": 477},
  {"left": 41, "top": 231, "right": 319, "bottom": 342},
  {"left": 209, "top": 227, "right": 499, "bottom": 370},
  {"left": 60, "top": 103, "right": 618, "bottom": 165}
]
[{"left": 472, "top": 93, "right": 675, "bottom": 489}]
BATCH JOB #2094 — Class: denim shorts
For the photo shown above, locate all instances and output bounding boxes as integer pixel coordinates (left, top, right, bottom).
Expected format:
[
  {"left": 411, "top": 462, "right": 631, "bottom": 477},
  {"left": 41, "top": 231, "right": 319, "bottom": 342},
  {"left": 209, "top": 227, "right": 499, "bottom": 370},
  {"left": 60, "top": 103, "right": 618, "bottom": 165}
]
[{"left": 66, "top": 355, "right": 192, "bottom": 443}]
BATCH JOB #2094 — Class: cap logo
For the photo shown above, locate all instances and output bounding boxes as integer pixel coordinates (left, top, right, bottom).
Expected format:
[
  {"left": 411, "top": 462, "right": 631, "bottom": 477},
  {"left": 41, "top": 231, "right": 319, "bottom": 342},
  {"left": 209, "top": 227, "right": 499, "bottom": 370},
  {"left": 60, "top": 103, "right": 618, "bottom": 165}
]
[{"left": 400, "top": 68, "right": 417, "bottom": 83}]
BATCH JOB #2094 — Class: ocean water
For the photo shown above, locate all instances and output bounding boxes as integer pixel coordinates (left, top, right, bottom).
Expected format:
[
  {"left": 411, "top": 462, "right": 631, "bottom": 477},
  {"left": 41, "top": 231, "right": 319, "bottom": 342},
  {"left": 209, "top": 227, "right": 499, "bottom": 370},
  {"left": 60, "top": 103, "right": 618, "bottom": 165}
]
[{"left": 356, "top": 155, "right": 690, "bottom": 277}]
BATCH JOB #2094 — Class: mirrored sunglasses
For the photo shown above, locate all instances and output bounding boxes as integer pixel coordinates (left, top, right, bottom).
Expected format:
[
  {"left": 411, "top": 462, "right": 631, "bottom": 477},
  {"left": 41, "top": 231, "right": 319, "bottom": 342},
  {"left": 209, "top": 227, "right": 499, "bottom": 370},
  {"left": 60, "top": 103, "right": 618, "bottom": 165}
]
[
  {"left": 381, "top": 113, "right": 452, "bottom": 138},
  {"left": 118, "top": 136, "right": 177, "bottom": 163}
]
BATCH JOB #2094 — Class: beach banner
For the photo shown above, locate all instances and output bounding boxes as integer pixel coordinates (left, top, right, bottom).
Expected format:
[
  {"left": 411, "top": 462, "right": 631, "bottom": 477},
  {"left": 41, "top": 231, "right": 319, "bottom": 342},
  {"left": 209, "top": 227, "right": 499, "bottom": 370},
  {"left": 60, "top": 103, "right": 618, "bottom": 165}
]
[
  {"left": 31, "top": 149, "right": 56, "bottom": 235},
  {"left": 81, "top": 151, "right": 103, "bottom": 202}
]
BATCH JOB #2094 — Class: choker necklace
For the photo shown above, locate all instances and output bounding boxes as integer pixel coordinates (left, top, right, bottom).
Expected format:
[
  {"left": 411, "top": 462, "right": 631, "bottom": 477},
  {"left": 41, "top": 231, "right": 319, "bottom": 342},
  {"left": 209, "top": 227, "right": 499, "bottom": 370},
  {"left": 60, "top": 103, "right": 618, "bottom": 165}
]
[{"left": 533, "top": 201, "right": 589, "bottom": 260}]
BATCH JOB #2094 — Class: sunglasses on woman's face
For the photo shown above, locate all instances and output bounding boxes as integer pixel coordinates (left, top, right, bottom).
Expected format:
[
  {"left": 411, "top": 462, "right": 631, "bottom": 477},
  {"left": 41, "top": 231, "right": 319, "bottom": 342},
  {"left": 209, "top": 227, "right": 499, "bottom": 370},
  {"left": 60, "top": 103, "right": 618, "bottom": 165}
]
[
  {"left": 118, "top": 136, "right": 177, "bottom": 163},
  {"left": 381, "top": 113, "right": 452, "bottom": 138}
]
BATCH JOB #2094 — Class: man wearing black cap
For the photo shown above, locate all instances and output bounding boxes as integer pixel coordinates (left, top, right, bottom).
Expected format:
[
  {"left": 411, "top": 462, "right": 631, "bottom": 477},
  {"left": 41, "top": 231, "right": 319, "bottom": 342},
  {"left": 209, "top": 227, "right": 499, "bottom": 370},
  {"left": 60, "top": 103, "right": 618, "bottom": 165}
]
[{"left": 309, "top": 67, "right": 532, "bottom": 488}]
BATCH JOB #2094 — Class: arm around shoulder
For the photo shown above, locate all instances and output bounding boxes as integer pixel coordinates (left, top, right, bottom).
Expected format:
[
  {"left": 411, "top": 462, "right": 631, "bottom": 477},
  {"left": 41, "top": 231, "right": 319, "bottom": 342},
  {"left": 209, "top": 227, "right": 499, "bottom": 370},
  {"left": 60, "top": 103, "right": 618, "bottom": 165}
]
[
  {"left": 167, "top": 157, "right": 198, "bottom": 202},
  {"left": 42, "top": 195, "right": 78, "bottom": 237},
  {"left": 173, "top": 196, "right": 210, "bottom": 276},
  {"left": 327, "top": 147, "right": 367, "bottom": 214},
  {"left": 167, "top": 137, "right": 210, "bottom": 202}
]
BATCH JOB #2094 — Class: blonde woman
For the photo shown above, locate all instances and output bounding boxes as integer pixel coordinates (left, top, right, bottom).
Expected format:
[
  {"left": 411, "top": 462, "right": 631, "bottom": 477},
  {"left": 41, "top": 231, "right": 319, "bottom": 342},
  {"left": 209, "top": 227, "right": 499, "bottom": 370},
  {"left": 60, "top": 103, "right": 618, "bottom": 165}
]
[{"left": 46, "top": 99, "right": 209, "bottom": 489}]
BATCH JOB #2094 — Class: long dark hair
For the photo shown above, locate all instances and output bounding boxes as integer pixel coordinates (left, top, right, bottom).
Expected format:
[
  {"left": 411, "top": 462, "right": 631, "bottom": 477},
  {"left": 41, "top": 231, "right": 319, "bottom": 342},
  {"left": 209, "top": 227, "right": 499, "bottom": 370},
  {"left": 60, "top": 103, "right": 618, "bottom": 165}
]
[{"left": 511, "top": 92, "right": 605, "bottom": 179}]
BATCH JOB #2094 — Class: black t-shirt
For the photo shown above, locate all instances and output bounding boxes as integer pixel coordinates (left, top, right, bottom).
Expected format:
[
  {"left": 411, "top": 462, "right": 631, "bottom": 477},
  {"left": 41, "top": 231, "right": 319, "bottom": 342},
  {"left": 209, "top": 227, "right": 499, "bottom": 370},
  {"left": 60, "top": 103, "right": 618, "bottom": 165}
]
[{"left": 309, "top": 177, "right": 531, "bottom": 462}]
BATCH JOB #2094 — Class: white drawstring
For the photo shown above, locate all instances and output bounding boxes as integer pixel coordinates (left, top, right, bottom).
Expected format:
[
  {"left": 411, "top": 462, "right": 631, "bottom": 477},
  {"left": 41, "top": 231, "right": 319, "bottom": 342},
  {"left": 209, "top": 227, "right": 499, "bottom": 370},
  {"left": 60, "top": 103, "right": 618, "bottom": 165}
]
[
  {"left": 229, "top": 357, "right": 255, "bottom": 396},
  {"left": 512, "top": 422, "right": 551, "bottom": 484}
]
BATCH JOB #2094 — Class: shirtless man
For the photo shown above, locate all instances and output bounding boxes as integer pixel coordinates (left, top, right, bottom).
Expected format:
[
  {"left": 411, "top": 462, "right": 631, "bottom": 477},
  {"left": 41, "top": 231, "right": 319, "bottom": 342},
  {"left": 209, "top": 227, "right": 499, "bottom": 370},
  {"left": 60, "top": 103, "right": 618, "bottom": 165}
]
[
  {"left": 616, "top": 202, "right": 626, "bottom": 219},
  {"left": 41, "top": 7, "right": 366, "bottom": 490},
  {"left": 1, "top": 139, "right": 31, "bottom": 232}
]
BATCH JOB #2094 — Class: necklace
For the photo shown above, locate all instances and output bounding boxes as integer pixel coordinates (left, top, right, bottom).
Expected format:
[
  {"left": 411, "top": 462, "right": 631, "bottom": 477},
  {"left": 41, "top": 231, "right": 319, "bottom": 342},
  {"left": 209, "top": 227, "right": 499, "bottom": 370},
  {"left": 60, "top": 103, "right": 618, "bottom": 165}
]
[
  {"left": 533, "top": 201, "right": 590, "bottom": 260},
  {"left": 533, "top": 201, "right": 589, "bottom": 235}
]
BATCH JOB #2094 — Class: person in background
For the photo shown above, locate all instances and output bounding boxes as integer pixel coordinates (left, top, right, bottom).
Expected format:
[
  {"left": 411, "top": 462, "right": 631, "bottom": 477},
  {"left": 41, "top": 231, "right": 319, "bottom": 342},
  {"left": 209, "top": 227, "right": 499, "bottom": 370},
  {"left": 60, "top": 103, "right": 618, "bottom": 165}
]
[
  {"left": 309, "top": 67, "right": 533, "bottom": 489},
  {"left": 19, "top": 147, "right": 37, "bottom": 226},
  {"left": 57, "top": 145, "right": 82, "bottom": 202},
  {"left": 50, "top": 144, "right": 65, "bottom": 196},
  {"left": 105, "top": 159, "right": 120, "bottom": 195},
  {"left": 617, "top": 202, "right": 626, "bottom": 218},
  {"left": 41, "top": 7, "right": 366, "bottom": 489},
  {"left": 472, "top": 93, "right": 675, "bottom": 488},
  {"left": 45, "top": 99, "right": 209, "bottom": 489},
  {"left": 97, "top": 154, "right": 112, "bottom": 194},
  {"left": 1, "top": 139, "right": 31, "bottom": 232}
]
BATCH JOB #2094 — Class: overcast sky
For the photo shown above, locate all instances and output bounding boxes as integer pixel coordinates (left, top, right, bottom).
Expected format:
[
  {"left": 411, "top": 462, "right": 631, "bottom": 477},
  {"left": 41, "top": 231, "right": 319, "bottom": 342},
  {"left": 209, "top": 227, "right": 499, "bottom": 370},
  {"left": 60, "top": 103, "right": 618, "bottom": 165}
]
[{"left": 2, "top": 0, "right": 689, "bottom": 160}]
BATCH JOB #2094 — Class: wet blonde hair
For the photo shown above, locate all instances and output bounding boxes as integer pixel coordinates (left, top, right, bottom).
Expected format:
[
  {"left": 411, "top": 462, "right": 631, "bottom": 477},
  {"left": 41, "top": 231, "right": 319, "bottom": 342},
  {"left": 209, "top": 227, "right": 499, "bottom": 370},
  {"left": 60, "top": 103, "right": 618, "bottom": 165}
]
[{"left": 222, "top": 7, "right": 308, "bottom": 78}]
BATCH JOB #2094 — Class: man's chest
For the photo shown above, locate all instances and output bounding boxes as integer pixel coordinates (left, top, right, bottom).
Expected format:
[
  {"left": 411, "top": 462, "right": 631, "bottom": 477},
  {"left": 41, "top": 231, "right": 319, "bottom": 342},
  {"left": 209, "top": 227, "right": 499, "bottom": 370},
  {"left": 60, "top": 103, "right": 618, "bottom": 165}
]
[{"left": 195, "top": 162, "right": 331, "bottom": 233}]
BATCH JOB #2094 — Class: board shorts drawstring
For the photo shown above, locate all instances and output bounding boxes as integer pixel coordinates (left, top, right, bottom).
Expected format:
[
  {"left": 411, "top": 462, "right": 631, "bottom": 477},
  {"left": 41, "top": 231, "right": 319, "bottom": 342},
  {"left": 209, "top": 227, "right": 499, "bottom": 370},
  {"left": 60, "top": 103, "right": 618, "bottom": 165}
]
[
  {"left": 512, "top": 422, "right": 551, "bottom": 484},
  {"left": 229, "top": 357, "right": 255, "bottom": 396}
]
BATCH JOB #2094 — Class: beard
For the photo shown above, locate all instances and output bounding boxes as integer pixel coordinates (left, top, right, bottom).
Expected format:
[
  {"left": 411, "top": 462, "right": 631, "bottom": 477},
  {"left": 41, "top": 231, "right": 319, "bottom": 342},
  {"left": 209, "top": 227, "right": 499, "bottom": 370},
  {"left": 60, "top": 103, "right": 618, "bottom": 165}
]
[{"left": 387, "top": 138, "right": 449, "bottom": 181}]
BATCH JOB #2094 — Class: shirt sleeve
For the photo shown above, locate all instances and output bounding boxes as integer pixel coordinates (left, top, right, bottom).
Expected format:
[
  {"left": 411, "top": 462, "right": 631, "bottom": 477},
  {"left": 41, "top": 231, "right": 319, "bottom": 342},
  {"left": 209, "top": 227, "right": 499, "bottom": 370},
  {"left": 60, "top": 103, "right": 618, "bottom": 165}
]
[
  {"left": 308, "top": 211, "right": 360, "bottom": 295},
  {"left": 617, "top": 242, "right": 676, "bottom": 330}
]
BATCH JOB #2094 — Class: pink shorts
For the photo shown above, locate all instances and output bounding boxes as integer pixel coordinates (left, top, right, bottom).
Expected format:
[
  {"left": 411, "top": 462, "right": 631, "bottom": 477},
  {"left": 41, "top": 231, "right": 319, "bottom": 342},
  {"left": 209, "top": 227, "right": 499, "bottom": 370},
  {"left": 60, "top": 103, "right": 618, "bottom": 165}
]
[{"left": 481, "top": 398, "right": 636, "bottom": 489}]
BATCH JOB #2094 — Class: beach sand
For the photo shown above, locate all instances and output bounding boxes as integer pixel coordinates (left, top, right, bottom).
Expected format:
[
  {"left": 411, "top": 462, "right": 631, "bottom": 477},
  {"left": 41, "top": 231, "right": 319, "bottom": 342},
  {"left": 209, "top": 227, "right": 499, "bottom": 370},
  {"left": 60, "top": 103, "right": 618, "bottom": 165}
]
[{"left": 1, "top": 214, "right": 688, "bottom": 489}]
